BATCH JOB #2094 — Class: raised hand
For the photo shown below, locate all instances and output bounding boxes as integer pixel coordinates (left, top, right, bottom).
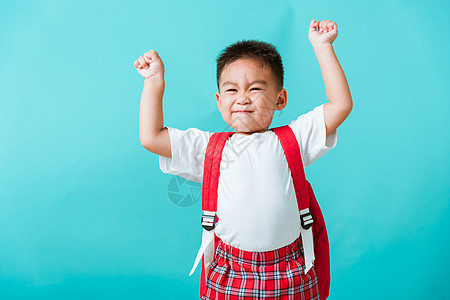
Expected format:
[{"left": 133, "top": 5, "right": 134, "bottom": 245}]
[
  {"left": 308, "top": 19, "right": 338, "bottom": 47},
  {"left": 134, "top": 49, "right": 165, "bottom": 81}
]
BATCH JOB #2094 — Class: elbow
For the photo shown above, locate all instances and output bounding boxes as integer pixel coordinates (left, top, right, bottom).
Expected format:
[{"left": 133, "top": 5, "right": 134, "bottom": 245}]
[
  {"left": 140, "top": 136, "right": 155, "bottom": 151},
  {"left": 347, "top": 95, "right": 353, "bottom": 110},
  {"left": 340, "top": 99, "right": 353, "bottom": 116},
  {"left": 344, "top": 102, "right": 353, "bottom": 115},
  {"left": 347, "top": 101, "right": 353, "bottom": 115},
  {"left": 140, "top": 134, "right": 161, "bottom": 153},
  {"left": 139, "top": 130, "right": 161, "bottom": 149},
  {"left": 140, "top": 141, "right": 150, "bottom": 150}
]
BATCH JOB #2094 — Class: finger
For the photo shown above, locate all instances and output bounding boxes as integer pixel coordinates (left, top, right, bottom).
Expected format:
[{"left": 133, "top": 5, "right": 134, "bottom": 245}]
[
  {"left": 146, "top": 49, "right": 161, "bottom": 62},
  {"left": 138, "top": 56, "right": 148, "bottom": 69},
  {"left": 313, "top": 19, "right": 321, "bottom": 28},
  {"left": 135, "top": 60, "right": 144, "bottom": 69},
  {"left": 326, "top": 22, "right": 335, "bottom": 32},
  {"left": 144, "top": 52, "right": 153, "bottom": 62},
  {"left": 331, "top": 22, "right": 338, "bottom": 33},
  {"left": 309, "top": 19, "right": 318, "bottom": 32},
  {"left": 134, "top": 60, "right": 141, "bottom": 69},
  {"left": 329, "top": 22, "right": 337, "bottom": 31},
  {"left": 320, "top": 20, "right": 330, "bottom": 32},
  {"left": 318, "top": 21, "right": 324, "bottom": 32}
]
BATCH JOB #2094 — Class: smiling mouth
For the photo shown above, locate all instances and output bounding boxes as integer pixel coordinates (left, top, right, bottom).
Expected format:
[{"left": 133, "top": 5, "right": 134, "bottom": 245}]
[{"left": 234, "top": 111, "right": 253, "bottom": 114}]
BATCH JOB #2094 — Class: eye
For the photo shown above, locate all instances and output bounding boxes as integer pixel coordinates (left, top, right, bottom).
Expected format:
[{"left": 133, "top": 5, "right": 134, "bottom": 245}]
[
  {"left": 251, "top": 88, "right": 261, "bottom": 91},
  {"left": 226, "top": 89, "right": 237, "bottom": 92}
]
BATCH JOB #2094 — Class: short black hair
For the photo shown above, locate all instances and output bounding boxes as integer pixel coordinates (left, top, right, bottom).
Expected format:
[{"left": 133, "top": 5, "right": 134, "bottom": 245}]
[{"left": 216, "top": 39, "right": 284, "bottom": 92}]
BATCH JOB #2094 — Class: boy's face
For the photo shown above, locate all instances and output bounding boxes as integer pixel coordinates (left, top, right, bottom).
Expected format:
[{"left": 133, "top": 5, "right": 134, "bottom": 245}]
[{"left": 216, "top": 58, "right": 287, "bottom": 135}]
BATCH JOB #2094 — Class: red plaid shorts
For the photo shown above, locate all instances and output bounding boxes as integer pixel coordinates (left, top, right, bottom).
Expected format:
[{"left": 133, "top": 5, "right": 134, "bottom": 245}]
[{"left": 202, "top": 235, "right": 320, "bottom": 300}]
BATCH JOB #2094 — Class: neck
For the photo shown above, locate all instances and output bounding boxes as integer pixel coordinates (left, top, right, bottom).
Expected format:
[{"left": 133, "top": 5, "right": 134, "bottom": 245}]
[{"left": 235, "top": 129, "right": 269, "bottom": 135}]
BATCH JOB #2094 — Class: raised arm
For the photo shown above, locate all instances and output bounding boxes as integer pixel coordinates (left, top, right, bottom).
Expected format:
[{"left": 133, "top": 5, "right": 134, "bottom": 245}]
[
  {"left": 134, "top": 50, "right": 172, "bottom": 158},
  {"left": 309, "top": 19, "right": 353, "bottom": 136}
]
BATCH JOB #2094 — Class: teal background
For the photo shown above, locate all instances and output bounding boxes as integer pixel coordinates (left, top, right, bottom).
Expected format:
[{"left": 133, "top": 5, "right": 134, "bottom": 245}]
[{"left": 1, "top": 0, "right": 448, "bottom": 299}]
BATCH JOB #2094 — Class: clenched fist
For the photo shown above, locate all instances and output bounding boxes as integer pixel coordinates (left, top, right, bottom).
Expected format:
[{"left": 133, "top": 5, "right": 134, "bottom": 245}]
[
  {"left": 308, "top": 19, "right": 338, "bottom": 48},
  {"left": 133, "top": 49, "right": 165, "bottom": 81}
]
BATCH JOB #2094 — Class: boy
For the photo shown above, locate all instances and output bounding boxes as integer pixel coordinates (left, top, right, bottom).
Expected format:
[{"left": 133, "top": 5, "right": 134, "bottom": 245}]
[{"left": 135, "top": 19, "right": 352, "bottom": 300}]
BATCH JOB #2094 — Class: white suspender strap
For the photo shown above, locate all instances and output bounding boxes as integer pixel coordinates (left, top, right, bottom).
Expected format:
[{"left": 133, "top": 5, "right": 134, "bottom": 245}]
[
  {"left": 188, "top": 211, "right": 216, "bottom": 277},
  {"left": 300, "top": 208, "right": 315, "bottom": 274}
]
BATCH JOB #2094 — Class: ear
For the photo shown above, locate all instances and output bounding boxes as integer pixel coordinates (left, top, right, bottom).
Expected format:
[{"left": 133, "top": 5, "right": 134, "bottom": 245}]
[
  {"left": 216, "top": 92, "right": 221, "bottom": 112},
  {"left": 275, "top": 88, "right": 287, "bottom": 110}
]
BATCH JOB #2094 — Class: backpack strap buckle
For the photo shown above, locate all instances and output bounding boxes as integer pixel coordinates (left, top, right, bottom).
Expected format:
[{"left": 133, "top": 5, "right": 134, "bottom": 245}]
[
  {"left": 300, "top": 208, "right": 314, "bottom": 230},
  {"left": 201, "top": 211, "right": 216, "bottom": 231}
]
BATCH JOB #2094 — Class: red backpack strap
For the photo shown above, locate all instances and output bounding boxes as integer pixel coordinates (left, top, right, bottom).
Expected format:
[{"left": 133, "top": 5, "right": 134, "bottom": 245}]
[
  {"left": 202, "top": 131, "right": 235, "bottom": 212},
  {"left": 197, "top": 131, "right": 234, "bottom": 299},
  {"left": 271, "top": 125, "right": 310, "bottom": 212},
  {"left": 271, "top": 124, "right": 331, "bottom": 299}
]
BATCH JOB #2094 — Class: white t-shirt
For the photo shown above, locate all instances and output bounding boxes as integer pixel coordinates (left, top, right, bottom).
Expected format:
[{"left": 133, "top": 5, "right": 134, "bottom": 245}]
[{"left": 159, "top": 104, "right": 337, "bottom": 251}]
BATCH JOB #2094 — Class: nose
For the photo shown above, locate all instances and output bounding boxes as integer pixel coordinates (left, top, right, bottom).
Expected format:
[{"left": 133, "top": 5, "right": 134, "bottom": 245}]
[{"left": 236, "top": 93, "right": 251, "bottom": 105}]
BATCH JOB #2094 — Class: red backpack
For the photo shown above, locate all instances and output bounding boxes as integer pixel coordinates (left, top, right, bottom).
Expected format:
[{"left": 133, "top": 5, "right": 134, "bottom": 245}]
[{"left": 188, "top": 125, "right": 331, "bottom": 299}]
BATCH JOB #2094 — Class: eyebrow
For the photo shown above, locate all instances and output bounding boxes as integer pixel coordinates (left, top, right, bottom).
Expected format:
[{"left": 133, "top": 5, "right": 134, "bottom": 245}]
[{"left": 222, "top": 79, "right": 269, "bottom": 87}]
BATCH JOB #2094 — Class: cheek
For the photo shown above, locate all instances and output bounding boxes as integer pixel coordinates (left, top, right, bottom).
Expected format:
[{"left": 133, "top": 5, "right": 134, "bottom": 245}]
[
  {"left": 254, "top": 94, "right": 273, "bottom": 109},
  {"left": 221, "top": 97, "right": 234, "bottom": 109}
]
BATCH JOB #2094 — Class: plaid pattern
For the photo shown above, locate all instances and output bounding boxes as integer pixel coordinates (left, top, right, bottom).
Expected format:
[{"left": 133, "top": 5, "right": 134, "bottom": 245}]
[{"left": 202, "top": 235, "right": 319, "bottom": 300}]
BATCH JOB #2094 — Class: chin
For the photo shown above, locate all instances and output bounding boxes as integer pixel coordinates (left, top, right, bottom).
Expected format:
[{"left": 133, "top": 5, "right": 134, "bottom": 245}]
[{"left": 234, "top": 125, "right": 252, "bottom": 132}]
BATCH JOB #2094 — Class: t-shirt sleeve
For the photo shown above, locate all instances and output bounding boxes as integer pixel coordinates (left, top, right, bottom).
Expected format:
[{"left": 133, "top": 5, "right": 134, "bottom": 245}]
[
  {"left": 287, "top": 103, "right": 337, "bottom": 168},
  {"left": 158, "top": 127, "right": 213, "bottom": 183}
]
